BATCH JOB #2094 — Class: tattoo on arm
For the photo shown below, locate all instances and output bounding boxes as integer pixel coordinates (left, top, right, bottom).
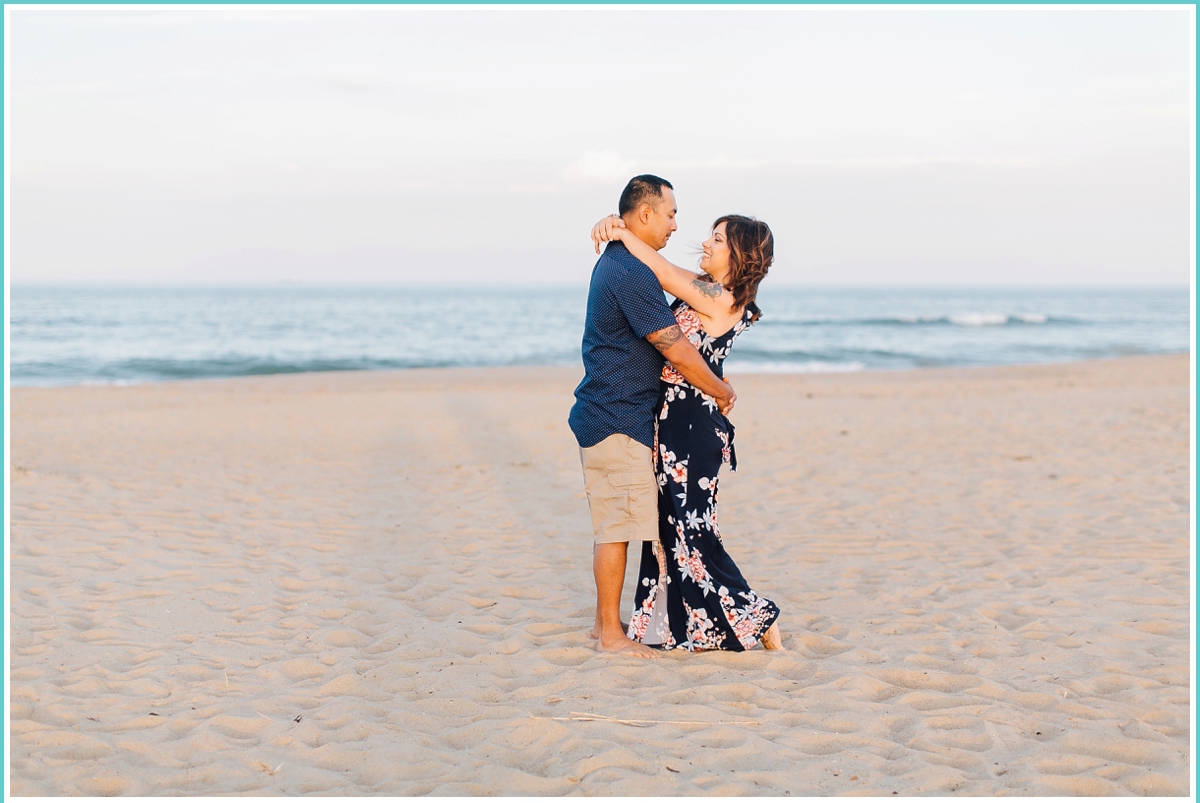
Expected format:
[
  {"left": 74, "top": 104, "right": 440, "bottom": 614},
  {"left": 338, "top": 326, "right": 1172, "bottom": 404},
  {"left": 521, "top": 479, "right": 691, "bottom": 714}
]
[
  {"left": 647, "top": 325, "right": 684, "bottom": 354},
  {"left": 691, "top": 278, "right": 724, "bottom": 299}
]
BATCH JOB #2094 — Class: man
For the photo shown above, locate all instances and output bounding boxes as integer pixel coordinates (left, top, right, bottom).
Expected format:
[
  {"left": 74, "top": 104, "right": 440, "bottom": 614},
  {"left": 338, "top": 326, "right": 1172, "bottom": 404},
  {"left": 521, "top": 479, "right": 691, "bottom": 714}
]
[{"left": 568, "top": 175, "right": 736, "bottom": 657}]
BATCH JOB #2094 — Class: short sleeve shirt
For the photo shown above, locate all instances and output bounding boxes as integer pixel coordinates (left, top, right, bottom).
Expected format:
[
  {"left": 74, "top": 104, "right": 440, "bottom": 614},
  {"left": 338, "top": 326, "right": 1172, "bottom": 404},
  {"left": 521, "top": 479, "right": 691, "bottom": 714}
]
[{"left": 569, "top": 241, "right": 679, "bottom": 450}]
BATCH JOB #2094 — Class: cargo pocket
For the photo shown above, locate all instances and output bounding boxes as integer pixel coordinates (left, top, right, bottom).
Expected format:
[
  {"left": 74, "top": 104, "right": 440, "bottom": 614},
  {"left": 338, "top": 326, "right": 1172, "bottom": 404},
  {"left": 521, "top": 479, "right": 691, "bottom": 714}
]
[
  {"left": 608, "top": 471, "right": 645, "bottom": 490},
  {"left": 611, "top": 471, "right": 656, "bottom": 540},
  {"left": 605, "top": 471, "right": 643, "bottom": 522}
]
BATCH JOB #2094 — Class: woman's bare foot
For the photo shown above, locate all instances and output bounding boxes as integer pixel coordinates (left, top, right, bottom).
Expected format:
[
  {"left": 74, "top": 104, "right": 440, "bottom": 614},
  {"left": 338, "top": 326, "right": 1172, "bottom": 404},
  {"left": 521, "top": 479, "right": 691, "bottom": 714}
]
[{"left": 761, "top": 621, "right": 786, "bottom": 651}]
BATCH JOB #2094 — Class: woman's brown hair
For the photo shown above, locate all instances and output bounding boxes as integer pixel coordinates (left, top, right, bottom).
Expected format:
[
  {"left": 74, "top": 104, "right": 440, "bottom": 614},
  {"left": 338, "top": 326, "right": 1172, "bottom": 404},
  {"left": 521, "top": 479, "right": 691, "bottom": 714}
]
[{"left": 711, "top": 214, "right": 773, "bottom": 321}]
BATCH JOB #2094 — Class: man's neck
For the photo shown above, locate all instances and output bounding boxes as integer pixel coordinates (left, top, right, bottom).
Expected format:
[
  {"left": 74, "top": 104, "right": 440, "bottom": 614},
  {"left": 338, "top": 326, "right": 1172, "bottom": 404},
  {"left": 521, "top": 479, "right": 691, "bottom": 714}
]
[{"left": 621, "top": 223, "right": 658, "bottom": 251}]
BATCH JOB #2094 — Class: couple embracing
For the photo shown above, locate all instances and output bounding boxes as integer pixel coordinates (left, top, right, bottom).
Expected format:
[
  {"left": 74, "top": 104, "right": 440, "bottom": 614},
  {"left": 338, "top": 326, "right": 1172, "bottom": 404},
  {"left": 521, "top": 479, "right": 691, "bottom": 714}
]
[{"left": 569, "top": 174, "right": 784, "bottom": 658}]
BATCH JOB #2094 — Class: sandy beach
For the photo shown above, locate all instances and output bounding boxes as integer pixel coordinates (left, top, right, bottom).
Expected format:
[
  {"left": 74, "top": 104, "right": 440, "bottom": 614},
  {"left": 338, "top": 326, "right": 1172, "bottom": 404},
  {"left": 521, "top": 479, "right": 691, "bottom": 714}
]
[{"left": 8, "top": 354, "right": 1191, "bottom": 795}]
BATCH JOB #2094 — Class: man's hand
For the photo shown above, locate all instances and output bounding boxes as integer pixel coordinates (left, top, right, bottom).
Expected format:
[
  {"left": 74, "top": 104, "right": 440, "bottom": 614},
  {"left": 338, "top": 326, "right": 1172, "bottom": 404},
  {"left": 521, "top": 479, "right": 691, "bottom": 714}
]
[
  {"left": 718, "top": 381, "right": 736, "bottom": 416},
  {"left": 592, "top": 214, "right": 627, "bottom": 254}
]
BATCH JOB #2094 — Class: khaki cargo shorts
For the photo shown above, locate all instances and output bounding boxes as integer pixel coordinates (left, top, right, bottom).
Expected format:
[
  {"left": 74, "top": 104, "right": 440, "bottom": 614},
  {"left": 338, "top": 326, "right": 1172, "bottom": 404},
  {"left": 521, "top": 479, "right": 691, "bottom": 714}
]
[{"left": 579, "top": 433, "right": 659, "bottom": 544}]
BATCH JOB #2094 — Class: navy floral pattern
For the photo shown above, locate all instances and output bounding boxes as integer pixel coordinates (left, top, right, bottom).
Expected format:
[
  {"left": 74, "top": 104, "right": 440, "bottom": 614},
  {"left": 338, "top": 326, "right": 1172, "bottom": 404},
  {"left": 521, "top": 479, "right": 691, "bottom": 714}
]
[{"left": 627, "top": 300, "right": 780, "bottom": 651}]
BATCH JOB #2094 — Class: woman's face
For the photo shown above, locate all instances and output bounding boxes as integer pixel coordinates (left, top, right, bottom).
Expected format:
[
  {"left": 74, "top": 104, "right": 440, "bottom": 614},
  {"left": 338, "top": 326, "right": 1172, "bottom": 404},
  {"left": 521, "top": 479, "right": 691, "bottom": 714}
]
[{"left": 700, "top": 222, "right": 732, "bottom": 284}]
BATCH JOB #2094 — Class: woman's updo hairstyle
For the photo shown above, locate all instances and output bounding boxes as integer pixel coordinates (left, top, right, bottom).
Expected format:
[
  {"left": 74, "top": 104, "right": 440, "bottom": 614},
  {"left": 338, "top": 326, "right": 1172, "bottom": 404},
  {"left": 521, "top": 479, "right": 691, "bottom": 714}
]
[{"left": 712, "top": 214, "right": 772, "bottom": 322}]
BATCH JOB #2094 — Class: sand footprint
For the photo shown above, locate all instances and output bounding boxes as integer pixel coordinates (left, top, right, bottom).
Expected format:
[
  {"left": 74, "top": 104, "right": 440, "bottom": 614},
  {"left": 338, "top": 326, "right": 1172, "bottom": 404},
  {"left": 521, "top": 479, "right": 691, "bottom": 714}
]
[{"left": 540, "top": 647, "right": 592, "bottom": 667}]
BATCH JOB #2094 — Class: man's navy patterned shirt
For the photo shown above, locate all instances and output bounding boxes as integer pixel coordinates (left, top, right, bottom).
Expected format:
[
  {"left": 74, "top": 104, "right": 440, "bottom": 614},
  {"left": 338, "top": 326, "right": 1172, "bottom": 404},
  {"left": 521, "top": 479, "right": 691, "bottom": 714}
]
[{"left": 569, "top": 241, "right": 679, "bottom": 450}]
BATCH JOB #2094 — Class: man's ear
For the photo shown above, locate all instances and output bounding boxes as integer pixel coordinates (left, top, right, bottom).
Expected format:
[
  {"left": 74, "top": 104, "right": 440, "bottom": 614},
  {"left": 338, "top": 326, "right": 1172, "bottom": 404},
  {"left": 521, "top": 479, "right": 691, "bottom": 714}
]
[{"left": 637, "top": 203, "right": 654, "bottom": 224}]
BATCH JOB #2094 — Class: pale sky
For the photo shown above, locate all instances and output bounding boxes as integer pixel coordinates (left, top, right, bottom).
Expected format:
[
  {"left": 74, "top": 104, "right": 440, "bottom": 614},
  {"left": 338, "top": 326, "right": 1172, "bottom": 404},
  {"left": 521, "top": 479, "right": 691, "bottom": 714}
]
[{"left": 8, "top": 6, "right": 1194, "bottom": 285}]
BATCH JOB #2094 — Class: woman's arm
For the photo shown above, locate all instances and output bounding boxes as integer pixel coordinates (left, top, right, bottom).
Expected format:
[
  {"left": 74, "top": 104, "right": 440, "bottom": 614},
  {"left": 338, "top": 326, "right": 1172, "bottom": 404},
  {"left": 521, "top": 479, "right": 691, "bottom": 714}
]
[{"left": 591, "top": 216, "right": 737, "bottom": 319}]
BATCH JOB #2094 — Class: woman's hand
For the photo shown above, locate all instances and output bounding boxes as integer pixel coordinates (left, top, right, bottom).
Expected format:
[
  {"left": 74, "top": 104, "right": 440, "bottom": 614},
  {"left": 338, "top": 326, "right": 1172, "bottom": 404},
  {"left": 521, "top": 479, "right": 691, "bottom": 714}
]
[{"left": 591, "top": 214, "right": 627, "bottom": 255}]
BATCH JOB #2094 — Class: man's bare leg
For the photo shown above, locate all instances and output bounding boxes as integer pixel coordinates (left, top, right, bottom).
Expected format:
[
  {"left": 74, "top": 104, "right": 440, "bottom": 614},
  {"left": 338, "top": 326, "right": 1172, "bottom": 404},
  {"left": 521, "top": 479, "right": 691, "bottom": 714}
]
[
  {"left": 590, "top": 597, "right": 628, "bottom": 640},
  {"left": 593, "top": 542, "right": 657, "bottom": 658},
  {"left": 590, "top": 618, "right": 628, "bottom": 640}
]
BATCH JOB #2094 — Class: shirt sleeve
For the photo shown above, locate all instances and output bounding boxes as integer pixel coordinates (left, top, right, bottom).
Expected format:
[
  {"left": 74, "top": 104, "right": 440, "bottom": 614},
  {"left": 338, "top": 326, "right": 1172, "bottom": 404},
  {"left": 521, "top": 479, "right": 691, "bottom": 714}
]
[{"left": 613, "top": 261, "right": 679, "bottom": 339}]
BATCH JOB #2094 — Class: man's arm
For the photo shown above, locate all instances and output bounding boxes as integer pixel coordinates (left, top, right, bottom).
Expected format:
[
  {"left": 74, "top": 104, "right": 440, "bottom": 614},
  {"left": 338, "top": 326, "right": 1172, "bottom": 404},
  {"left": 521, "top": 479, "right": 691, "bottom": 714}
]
[
  {"left": 647, "top": 326, "right": 736, "bottom": 414},
  {"left": 592, "top": 219, "right": 737, "bottom": 320}
]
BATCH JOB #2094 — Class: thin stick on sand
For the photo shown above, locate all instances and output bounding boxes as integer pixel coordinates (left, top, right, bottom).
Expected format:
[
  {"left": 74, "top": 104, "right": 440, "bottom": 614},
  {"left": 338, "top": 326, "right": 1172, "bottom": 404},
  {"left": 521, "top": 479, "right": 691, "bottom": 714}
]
[{"left": 531, "top": 711, "right": 762, "bottom": 728}]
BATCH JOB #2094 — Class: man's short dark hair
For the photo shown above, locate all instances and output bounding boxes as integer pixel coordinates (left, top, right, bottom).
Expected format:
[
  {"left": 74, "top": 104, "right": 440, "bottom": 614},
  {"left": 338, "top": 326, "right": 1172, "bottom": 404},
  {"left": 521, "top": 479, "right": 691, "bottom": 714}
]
[{"left": 618, "top": 174, "right": 674, "bottom": 217}]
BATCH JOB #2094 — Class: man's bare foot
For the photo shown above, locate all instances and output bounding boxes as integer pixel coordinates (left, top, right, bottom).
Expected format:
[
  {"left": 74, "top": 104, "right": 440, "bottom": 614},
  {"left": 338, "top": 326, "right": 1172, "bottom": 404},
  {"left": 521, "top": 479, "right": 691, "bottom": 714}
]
[
  {"left": 597, "top": 633, "right": 658, "bottom": 658},
  {"left": 761, "top": 622, "right": 786, "bottom": 651}
]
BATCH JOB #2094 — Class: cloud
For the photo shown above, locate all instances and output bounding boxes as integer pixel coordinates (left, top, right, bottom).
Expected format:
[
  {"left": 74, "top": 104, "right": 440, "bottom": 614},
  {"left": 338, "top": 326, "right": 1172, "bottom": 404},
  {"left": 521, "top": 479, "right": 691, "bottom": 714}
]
[
  {"left": 301, "top": 72, "right": 396, "bottom": 95},
  {"left": 507, "top": 184, "right": 559, "bottom": 195},
  {"left": 658, "top": 156, "right": 763, "bottom": 172},
  {"left": 786, "top": 155, "right": 1062, "bottom": 171},
  {"left": 13, "top": 80, "right": 108, "bottom": 98},
  {"left": 19, "top": 9, "right": 320, "bottom": 27},
  {"left": 560, "top": 150, "right": 637, "bottom": 185}
]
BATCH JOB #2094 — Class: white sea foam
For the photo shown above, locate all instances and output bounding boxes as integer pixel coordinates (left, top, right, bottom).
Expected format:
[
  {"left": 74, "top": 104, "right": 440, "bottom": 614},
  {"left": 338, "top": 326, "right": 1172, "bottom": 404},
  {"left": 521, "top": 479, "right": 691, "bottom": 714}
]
[
  {"left": 79, "top": 379, "right": 141, "bottom": 387},
  {"left": 950, "top": 313, "right": 1009, "bottom": 327},
  {"left": 1019, "top": 313, "right": 1048, "bottom": 324},
  {"left": 727, "top": 360, "right": 867, "bottom": 374}
]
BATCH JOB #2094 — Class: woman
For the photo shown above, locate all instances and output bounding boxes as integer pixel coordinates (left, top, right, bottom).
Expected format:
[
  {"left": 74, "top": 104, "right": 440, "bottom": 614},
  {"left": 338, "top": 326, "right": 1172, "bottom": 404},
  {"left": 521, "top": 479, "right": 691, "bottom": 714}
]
[{"left": 590, "top": 213, "right": 784, "bottom": 652}]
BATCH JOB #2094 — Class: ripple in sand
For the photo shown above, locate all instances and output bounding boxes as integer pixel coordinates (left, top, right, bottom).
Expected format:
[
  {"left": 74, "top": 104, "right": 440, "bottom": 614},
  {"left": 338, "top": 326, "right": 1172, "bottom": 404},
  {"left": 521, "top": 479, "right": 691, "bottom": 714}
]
[
  {"left": 280, "top": 659, "right": 330, "bottom": 681},
  {"left": 207, "top": 715, "right": 271, "bottom": 739}
]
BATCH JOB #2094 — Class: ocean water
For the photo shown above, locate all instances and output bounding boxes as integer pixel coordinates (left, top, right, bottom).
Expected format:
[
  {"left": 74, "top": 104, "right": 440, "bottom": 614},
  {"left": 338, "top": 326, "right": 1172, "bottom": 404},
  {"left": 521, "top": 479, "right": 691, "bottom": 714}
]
[{"left": 9, "top": 284, "right": 1190, "bottom": 387}]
